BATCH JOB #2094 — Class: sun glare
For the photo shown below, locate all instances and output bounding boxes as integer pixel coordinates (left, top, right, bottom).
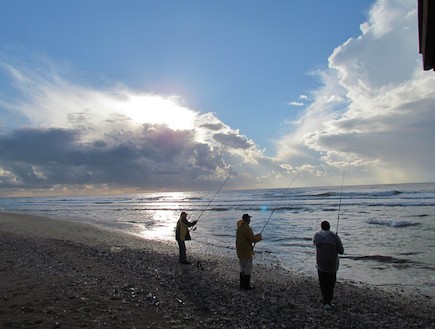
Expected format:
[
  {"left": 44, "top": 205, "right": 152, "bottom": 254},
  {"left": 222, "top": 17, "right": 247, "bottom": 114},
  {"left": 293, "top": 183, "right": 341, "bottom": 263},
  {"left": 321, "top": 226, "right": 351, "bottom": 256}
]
[{"left": 124, "top": 95, "right": 196, "bottom": 130}]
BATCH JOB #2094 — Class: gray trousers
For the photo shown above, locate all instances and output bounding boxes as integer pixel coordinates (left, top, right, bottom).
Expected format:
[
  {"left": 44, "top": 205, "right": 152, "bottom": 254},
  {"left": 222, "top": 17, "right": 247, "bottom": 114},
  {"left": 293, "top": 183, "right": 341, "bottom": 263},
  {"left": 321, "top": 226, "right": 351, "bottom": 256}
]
[{"left": 239, "top": 258, "right": 253, "bottom": 275}]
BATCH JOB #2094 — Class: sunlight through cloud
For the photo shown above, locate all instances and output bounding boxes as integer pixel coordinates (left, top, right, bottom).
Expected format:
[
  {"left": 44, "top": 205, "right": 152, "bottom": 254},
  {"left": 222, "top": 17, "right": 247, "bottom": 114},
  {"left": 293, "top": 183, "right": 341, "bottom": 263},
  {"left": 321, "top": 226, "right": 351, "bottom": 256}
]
[{"left": 123, "top": 95, "right": 197, "bottom": 130}]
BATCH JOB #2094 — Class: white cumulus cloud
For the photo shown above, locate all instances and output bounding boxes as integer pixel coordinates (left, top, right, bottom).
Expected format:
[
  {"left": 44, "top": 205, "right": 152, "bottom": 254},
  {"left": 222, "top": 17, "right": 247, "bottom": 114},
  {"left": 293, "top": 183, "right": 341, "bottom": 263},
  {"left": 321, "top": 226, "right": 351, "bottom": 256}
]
[{"left": 276, "top": 0, "right": 435, "bottom": 186}]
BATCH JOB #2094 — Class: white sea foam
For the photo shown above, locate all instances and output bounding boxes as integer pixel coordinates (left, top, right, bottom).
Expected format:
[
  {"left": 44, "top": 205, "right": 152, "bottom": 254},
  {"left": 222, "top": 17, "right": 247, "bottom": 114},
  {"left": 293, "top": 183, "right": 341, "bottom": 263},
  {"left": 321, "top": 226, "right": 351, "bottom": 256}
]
[{"left": 366, "top": 218, "right": 418, "bottom": 227}]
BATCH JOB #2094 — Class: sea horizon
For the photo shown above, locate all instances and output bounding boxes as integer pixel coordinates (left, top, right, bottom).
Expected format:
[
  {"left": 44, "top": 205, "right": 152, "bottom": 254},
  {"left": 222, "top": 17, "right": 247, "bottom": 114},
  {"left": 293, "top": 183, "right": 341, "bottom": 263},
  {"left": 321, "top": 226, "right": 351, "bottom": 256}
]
[{"left": 1, "top": 180, "right": 435, "bottom": 199}]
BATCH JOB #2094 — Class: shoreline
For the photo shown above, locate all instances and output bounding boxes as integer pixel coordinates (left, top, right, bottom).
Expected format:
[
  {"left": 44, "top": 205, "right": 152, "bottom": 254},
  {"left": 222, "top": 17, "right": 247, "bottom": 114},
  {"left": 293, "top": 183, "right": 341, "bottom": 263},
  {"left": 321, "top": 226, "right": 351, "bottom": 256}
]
[{"left": 1, "top": 212, "right": 434, "bottom": 328}]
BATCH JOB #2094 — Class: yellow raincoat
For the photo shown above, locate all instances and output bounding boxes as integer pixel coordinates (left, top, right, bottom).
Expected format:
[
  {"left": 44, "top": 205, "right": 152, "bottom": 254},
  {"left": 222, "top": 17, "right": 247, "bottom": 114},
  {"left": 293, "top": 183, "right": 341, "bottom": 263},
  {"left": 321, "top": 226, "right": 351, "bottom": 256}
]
[
  {"left": 236, "top": 220, "right": 262, "bottom": 259},
  {"left": 175, "top": 218, "right": 194, "bottom": 241}
]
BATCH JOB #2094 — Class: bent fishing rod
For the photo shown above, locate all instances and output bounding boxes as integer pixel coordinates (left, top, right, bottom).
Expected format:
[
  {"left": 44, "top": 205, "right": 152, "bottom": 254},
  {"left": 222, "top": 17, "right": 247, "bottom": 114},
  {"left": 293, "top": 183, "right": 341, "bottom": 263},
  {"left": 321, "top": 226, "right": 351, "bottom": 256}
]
[
  {"left": 336, "top": 170, "right": 345, "bottom": 235},
  {"left": 252, "top": 172, "right": 300, "bottom": 250},
  {"left": 189, "top": 176, "right": 229, "bottom": 232}
]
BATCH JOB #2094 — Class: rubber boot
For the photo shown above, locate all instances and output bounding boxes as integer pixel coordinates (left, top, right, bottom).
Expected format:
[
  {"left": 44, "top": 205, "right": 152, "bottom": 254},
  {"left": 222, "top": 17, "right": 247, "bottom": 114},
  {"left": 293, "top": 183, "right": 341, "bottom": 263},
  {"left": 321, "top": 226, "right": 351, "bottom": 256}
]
[
  {"left": 239, "top": 272, "right": 244, "bottom": 289},
  {"left": 243, "top": 275, "right": 254, "bottom": 290}
]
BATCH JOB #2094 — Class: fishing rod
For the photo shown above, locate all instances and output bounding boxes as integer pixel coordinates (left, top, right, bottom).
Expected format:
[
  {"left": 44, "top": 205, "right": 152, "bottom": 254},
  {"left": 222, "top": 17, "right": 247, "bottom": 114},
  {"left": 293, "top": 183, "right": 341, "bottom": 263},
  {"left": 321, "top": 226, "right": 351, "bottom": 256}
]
[
  {"left": 336, "top": 170, "right": 345, "bottom": 234},
  {"left": 190, "top": 176, "right": 229, "bottom": 232}
]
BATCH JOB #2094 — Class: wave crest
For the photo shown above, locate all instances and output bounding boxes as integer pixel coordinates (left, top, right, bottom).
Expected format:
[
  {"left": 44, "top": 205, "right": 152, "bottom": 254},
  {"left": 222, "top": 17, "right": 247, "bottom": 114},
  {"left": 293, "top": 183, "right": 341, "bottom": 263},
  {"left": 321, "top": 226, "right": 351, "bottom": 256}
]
[{"left": 366, "top": 218, "right": 419, "bottom": 227}]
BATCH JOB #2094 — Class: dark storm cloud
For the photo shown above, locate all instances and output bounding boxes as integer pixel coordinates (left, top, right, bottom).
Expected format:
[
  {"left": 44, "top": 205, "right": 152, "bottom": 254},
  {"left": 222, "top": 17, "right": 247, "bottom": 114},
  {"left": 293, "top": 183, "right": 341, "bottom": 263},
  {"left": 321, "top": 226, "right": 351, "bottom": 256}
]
[
  {"left": 0, "top": 124, "right": 229, "bottom": 190},
  {"left": 213, "top": 132, "right": 253, "bottom": 150},
  {"left": 199, "top": 122, "right": 225, "bottom": 131}
]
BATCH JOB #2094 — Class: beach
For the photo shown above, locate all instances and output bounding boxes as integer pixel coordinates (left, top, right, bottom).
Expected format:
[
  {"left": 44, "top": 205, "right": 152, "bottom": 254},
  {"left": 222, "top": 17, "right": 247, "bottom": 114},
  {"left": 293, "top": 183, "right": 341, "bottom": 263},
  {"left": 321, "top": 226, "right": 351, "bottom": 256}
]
[{"left": 0, "top": 212, "right": 434, "bottom": 328}]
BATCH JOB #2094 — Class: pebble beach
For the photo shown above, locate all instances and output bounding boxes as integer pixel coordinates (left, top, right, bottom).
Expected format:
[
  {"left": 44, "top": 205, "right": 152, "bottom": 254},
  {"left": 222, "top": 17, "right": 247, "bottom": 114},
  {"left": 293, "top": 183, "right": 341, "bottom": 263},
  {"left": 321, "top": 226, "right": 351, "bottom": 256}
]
[{"left": 0, "top": 212, "right": 434, "bottom": 329}]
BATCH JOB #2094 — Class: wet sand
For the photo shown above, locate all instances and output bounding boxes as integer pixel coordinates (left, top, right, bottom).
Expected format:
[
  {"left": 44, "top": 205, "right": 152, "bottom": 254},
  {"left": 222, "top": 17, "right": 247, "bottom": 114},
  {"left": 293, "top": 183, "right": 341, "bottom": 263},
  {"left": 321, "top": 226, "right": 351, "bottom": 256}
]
[{"left": 0, "top": 212, "right": 433, "bottom": 328}]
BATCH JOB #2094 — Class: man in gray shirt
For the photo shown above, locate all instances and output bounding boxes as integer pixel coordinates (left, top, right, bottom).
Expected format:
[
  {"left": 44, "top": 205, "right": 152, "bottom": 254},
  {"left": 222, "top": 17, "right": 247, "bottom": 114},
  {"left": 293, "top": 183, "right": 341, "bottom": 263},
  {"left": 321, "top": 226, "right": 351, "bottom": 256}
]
[{"left": 313, "top": 221, "right": 344, "bottom": 310}]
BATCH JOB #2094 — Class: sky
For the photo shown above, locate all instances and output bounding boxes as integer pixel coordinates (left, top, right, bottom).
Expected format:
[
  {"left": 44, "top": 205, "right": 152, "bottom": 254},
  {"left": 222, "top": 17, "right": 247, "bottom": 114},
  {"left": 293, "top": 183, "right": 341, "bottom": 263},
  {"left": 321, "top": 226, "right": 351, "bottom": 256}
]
[{"left": 0, "top": 0, "right": 434, "bottom": 196}]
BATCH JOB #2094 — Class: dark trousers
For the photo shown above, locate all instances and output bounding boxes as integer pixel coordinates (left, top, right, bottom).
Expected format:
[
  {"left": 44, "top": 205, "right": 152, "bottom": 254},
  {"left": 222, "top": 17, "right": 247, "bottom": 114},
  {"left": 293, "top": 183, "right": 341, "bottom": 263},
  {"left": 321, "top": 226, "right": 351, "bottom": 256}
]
[
  {"left": 177, "top": 240, "right": 187, "bottom": 263},
  {"left": 317, "top": 270, "right": 336, "bottom": 305}
]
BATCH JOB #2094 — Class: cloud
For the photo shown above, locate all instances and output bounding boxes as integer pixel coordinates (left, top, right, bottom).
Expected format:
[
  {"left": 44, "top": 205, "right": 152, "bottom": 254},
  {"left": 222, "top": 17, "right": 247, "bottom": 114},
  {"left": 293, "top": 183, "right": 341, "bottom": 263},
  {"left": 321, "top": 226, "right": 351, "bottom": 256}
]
[
  {"left": 276, "top": 0, "right": 435, "bottom": 186},
  {"left": 213, "top": 133, "right": 253, "bottom": 150},
  {"left": 0, "top": 60, "right": 293, "bottom": 195},
  {"left": 288, "top": 95, "right": 311, "bottom": 107},
  {"left": 288, "top": 101, "right": 304, "bottom": 107}
]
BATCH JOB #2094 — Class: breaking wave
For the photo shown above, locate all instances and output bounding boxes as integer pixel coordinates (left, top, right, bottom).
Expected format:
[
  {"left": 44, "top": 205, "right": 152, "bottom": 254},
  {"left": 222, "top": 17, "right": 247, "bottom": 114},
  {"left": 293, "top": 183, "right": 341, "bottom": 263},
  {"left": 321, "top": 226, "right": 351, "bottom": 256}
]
[{"left": 366, "top": 219, "right": 419, "bottom": 227}]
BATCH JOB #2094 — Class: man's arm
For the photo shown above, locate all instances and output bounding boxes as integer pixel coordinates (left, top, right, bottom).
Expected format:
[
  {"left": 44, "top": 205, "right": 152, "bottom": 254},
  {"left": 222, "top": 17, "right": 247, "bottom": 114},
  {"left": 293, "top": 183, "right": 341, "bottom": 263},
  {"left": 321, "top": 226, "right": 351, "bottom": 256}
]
[
  {"left": 246, "top": 227, "right": 262, "bottom": 243},
  {"left": 182, "top": 219, "right": 197, "bottom": 227},
  {"left": 336, "top": 235, "right": 344, "bottom": 254}
]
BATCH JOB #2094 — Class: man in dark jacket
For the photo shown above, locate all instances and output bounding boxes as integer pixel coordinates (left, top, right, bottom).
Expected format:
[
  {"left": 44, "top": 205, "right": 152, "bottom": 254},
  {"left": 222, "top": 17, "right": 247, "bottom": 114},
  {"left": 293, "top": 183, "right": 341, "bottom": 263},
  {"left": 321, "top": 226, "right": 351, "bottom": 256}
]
[
  {"left": 236, "top": 214, "right": 262, "bottom": 290},
  {"left": 313, "top": 221, "right": 344, "bottom": 310}
]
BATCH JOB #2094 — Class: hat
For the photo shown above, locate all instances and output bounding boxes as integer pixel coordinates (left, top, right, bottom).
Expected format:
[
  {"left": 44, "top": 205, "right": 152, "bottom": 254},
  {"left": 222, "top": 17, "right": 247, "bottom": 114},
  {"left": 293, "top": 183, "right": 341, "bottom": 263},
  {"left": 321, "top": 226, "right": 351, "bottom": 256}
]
[{"left": 242, "top": 214, "right": 252, "bottom": 221}]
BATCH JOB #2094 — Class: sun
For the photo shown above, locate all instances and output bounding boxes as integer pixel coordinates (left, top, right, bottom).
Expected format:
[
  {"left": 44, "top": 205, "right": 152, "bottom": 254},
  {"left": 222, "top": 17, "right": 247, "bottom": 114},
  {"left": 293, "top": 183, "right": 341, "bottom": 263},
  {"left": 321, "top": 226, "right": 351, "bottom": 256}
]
[{"left": 123, "top": 94, "right": 196, "bottom": 130}]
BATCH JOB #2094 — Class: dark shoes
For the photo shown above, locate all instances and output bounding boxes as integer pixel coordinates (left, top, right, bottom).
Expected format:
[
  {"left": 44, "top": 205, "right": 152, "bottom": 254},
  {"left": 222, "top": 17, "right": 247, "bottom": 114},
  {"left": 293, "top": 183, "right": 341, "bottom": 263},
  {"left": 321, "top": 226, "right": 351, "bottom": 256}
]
[
  {"left": 180, "top": 260, "right": 191, "bottom": 265},
  {"left": 239, "top": 274, "right": 255, "bottom": 290},
  {"left": 323, "top": 304, "right": 334, "bottom": 311}
]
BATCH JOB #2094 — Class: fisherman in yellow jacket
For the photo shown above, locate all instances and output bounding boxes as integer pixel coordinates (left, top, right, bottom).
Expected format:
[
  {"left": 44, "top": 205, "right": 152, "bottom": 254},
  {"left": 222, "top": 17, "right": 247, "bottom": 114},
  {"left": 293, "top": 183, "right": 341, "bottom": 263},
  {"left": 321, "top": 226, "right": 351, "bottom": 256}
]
[
  {"left": 175, "top": 211, "right": 197, "bottom": 264},
  {"left": 236, "top": 214, "right": 262, "bottom": 290}
]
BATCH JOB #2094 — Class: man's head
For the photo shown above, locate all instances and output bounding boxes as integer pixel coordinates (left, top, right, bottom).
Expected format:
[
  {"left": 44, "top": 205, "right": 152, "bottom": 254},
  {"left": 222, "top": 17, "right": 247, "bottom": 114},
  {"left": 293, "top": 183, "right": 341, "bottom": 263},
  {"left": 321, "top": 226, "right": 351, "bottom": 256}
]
[
  {"left": 242, "top": 214, "right": 251, "bottom": 223},
  {"left": 321, "top": 221, "right": 330, "bottom": 231}
]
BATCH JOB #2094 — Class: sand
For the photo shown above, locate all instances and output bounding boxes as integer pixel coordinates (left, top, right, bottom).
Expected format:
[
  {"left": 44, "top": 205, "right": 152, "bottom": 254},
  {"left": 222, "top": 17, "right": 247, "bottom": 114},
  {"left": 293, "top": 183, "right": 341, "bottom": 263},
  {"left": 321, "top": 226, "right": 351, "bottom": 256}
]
[{"left": 0, "top": 212, "right": 434, "bottom": 328}]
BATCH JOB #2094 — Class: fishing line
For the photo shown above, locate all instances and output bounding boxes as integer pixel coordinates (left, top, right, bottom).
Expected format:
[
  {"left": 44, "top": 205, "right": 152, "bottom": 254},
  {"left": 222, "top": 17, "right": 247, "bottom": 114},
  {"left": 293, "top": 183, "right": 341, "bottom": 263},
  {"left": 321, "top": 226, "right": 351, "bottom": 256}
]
[
  {"left": 190, "top": 176, "right": 229, "bottom": 232},
  {"left": 259, "top": 172, "right": 300, "bottom": 236},
  {"left": 251, "top": 172, "right": 300, "bottom": 255},
  {"left": 336, "top": 170, "right": 345, "bottom": 234}
]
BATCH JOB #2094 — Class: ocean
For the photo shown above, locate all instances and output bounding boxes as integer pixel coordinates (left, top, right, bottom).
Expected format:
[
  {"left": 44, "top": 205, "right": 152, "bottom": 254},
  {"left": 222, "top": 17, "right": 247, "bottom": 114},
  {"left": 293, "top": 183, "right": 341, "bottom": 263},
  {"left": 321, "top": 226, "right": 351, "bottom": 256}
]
[{"left": 1, "top": 182, "right": 434, "bottom": 298}]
